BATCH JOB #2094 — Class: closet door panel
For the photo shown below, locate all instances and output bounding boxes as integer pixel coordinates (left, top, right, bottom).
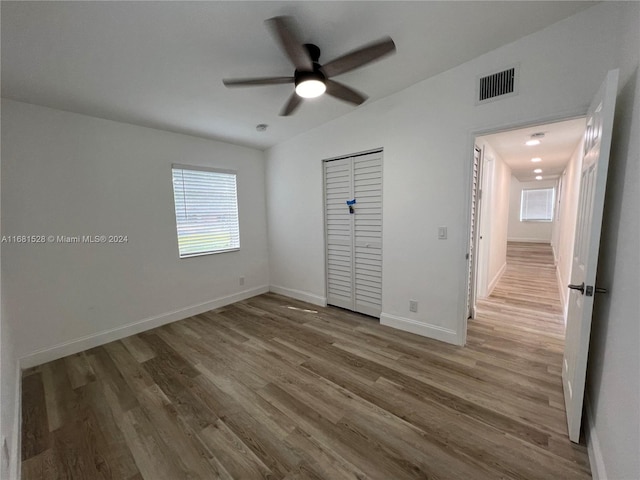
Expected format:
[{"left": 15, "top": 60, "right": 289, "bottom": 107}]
[
  {"left": 353, "top": 153, "right": 383, "bottom": 316},
  {"left": 325, "top": 158, "right": 354, "bottom": 310}
]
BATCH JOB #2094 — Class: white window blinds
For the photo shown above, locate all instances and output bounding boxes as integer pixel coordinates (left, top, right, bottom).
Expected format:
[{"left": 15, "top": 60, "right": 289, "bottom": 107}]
[
  {"left": 171, "top": 165, "right": 240, "bottom": 257},
  {"left": 520, "top": 187, "right": 555, "bottom": 222}
]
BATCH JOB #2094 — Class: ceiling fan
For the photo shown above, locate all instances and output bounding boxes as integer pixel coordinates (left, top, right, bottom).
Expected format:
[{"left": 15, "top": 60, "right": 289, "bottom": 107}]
[{"left": 222, "top": 16, "right": 396, "bottom": 116}]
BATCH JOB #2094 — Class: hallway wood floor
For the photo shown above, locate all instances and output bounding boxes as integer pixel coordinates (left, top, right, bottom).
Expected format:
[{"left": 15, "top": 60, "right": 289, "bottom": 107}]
[{"left": 21, "top": 243, "right": 590, "bottom": 479}]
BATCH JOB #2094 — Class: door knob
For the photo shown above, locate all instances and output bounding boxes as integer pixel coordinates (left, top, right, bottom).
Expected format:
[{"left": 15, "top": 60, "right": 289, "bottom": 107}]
[{"left": 568, "top": 282, "right": 585, "bottom": 294}]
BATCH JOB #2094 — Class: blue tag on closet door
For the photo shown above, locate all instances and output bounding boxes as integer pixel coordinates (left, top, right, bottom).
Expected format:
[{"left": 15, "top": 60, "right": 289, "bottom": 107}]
[{"left": 346, "top": 198, "right": 356, "bottom": 214}]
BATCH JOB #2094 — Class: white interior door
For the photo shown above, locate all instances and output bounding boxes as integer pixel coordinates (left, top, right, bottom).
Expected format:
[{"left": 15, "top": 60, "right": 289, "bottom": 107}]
[
  {"left": 324, "top": 151, "right": 383, "bottom": 317},
  {"left": 563, "top": 69, "right": 618, "bottom": 443}
]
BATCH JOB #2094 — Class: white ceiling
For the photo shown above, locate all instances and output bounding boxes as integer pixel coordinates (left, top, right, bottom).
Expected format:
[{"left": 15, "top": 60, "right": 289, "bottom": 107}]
[
  {"left": 478, "top": 117, "right": 586, "bottom": 182},
  {"left": 1, "top": 1, "right": 596, "bottom": 150}
]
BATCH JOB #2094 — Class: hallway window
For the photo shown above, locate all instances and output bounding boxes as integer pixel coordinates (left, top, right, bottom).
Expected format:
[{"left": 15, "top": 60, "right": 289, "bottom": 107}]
[
  {"left": 520, "top": 187, "right": 555, "bottom": 222},
  {"left": 171, "top": 165, "right": 240, "bottom": 257}
]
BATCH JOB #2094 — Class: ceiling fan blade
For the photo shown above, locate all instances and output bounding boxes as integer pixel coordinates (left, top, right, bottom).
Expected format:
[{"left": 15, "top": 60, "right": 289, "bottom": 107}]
[
  {"left": 223, "top": 77, "right": 294, "bottom": 87},
  {"left": 322, "top": 36, "right": 396, "bottom": 77},
  {"left": 265, "top": 16, "right": 313, "bottom": 71},
  {"left": 325, "top": 80, "right": 368, "bottom": 106},
  {"left": 280, "top": 92, "right": 303, "bottom": 116}
]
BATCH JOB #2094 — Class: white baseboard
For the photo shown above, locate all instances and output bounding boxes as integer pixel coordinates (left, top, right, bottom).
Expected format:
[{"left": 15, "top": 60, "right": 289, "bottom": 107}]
[
  {"left": 19, "top": 285, "right": 269, "bottom": 369},
  {"left": 380, "top": 313, "right": 460, "bottom": 345},
  {"left": 487, "top": 262, "right": 507, "bottom": 297},
  {"left": 585, "top": 395, "right": 607, "bottom": 480},
  {"left": 269, "top": 285, "right": 327, "bottom": 307},
  {"left": 507, "top": 238, "right": 551, "bottom": 244}
]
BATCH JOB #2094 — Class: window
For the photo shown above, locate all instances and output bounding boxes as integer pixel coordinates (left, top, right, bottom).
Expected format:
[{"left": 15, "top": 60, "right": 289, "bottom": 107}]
[
  {"left": 520, "top": 187, "right": 555, "bottom": 222},
  {"left": 171, "top": 165, "right": 240, "bottom": 258}
]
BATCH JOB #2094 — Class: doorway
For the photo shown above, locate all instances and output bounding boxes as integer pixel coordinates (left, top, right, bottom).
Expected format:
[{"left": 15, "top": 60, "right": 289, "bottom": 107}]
[{"left": 468, "top": 117, "right": 586, "bottom": 323}]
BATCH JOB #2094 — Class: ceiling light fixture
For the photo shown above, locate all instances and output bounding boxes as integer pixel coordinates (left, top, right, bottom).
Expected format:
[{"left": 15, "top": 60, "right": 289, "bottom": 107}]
[
  {"left": 531, "top": 157, "right": 542, "bottom": 163},
  {"left": 536, "top": 175, "right": 543, "bottom": 180},
  {"left": 526, "top": 132, "right": 545, "bottom": 146},
  {"left": 295, "top": 72, "right": 326, "bottom": 98},
  {"left": 222, "top": 19, "right": 396, "bottom": 116},
  {"left": 534, "top": 168, "right": 542, "bottom": 173}
]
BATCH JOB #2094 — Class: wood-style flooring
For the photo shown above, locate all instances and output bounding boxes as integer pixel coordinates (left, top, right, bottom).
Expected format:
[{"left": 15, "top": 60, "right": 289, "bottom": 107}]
[{"left": 21, "top": 242, "right": 590, "bottom": 479}]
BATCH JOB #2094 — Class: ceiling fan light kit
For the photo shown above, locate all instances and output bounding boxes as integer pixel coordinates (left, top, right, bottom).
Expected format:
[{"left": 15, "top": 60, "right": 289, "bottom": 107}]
[
  {"left": 295, "top": 79, "right": 326, "bottom": 98},
  {"left": 222, "top": 16, "right": 396, "bottom": 116},
  {"left": 295, "top": 71, "right": 326, "bottom": 98}
]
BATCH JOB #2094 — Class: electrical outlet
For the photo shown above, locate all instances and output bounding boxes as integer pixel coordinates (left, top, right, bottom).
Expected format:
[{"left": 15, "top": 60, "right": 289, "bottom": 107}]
[
  {"left": 239, "top": 276, "right": 245, "bottom": 286},
  {"left": 438, "top": 226, "right": 447, "bottom": 239},
  {"left": 409, "top": 300, "right": 418, "bottom": 313}
]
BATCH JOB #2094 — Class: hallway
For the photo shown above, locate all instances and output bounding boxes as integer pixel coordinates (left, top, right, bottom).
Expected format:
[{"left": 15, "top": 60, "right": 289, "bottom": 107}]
[{"left": 475, "top": 241, "right": 565, "bottom": 338}]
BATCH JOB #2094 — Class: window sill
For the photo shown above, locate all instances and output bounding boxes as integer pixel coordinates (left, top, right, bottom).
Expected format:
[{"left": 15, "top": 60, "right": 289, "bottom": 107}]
[{"left": 179, "top": 247, "right": 240, "bottom": 259}]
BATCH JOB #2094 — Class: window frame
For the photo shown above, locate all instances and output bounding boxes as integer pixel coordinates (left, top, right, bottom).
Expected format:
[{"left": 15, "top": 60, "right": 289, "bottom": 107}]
[
  {"left": 171, "top": 164, "right": 240, "bottom": 258},
  {"left": 519, "top": 187, "right": 555, "bottom": 223}
]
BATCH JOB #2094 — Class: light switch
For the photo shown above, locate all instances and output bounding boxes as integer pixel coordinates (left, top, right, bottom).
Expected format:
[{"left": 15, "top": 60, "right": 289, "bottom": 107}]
[{"left": 438, "top": 226, "right": 447, "bottom": 239}]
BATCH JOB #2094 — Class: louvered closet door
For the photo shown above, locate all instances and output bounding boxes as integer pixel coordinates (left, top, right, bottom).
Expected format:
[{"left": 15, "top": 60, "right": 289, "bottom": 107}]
[
  {"left": 324, "top": 152, "right": 382, "bottom": 317},
  {"left": 353, "top": 153, "right": 382, "bottom": 317},
  {"left": 467, "top": 147, "right": 482, "bottom": 319},
  {"left": 324, "top": 158, "right": 355, "bottom": 311}
]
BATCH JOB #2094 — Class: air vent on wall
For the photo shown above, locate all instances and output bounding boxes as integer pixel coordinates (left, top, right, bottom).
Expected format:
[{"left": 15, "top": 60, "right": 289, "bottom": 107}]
[{"left": 477, "top": 65, "right": 519, "bottom": 104}]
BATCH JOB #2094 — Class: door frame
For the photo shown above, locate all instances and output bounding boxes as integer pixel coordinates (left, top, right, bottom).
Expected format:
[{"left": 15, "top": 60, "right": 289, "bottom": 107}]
[{"left": 459, "top": 109, "right": 588, "bottom": 345}]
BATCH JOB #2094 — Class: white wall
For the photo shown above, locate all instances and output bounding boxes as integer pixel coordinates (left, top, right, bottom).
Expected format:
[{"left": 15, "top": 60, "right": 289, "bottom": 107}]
[
  {"left": 0, "top": 124, "right": 19, "bottom": 479},
  {"left": 586, "top": 3, "right": 640, "bottom": 478},
  {"left": 475, "top": 139, "right": 511, "bottom": 298},
  {"left": 551, "top": 140, "right": 583, "bottom": 312},
  {"left": 266, "top": 2, "right": 628, "bottom": 345},
  {"left": 507, "top": 177, "right": 556, "bottom": 243},
  {"left": 1, "top": 100, "right": 269, "bottom": 368}
]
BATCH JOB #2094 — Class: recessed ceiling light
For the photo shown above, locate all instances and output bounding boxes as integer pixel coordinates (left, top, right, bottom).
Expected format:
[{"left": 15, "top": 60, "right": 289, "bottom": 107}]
[
  {"left": 531, "top": 157, "right": 542, "bottom": 162},
  {"left": 535, "top": 175, "right": 543, "bottom": 180},
  {"left": 526, "top": 132, "right": 545, "bottom": 146},
  {"left": 534, "top": 168, "right": 542, "bottom": 173}
]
